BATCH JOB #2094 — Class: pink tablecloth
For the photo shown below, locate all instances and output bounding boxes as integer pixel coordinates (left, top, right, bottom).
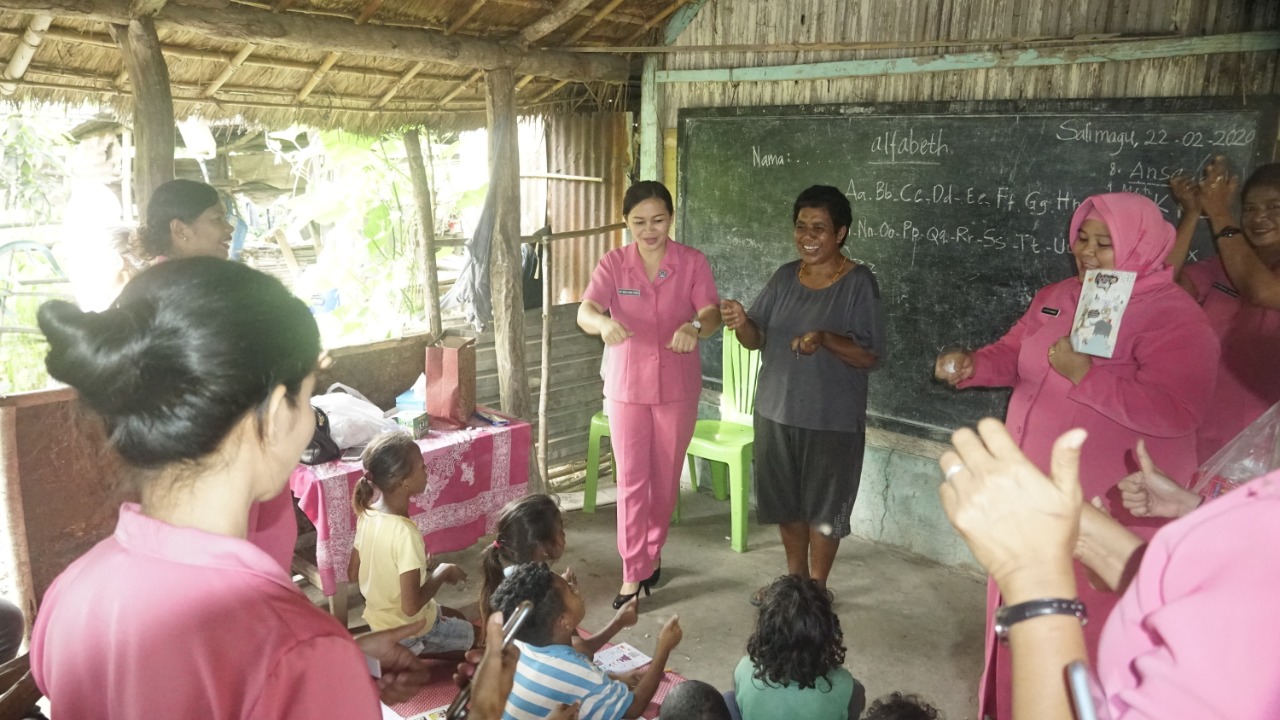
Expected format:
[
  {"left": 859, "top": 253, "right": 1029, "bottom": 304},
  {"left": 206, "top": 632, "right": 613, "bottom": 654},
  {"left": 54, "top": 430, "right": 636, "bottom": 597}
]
[{"left": 290, "top": 411, "right": 531, "bottom": 596}]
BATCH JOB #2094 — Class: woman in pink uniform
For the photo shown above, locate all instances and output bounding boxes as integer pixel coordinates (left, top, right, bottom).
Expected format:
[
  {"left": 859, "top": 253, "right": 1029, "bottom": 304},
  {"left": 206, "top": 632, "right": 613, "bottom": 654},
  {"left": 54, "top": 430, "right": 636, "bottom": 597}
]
[
  {"left": 578, "top": 181, "right": 721, "bottom": 609},
  {"left": 1170, "top": 158, "right": 1280, "bottom": 461},
  {"left": 933, "top": 193, "right": 1219, "bottom": 720},
  {"left": 939, "top": 419, "right": 1280, "bottom": 720},
  {"left": 30, "top": 258, "right": 426, "bottom": 719}
]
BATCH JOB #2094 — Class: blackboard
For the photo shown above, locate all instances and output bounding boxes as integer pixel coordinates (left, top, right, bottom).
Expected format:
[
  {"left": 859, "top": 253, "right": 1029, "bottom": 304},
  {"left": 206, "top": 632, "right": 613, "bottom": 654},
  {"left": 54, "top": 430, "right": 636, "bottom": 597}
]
[{"left": 677, "top": 97, "right": 1280, "bottom": 442}]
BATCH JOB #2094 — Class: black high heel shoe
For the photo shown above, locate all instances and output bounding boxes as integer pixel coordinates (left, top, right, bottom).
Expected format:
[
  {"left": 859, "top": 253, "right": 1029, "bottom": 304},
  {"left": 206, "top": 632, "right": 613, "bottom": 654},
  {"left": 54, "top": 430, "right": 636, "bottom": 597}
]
[
  {"left": 612, "top": 581, "right": 651, "bottom": 610},
  {"left": 645, "top": 566, "right": 661, "bottom": 588}
]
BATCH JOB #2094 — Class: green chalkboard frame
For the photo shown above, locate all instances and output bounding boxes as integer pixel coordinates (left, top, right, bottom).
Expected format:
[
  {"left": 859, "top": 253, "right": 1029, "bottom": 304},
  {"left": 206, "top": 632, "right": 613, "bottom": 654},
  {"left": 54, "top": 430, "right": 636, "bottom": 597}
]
[{"left": 677, "top": 96, "right": 1280, "bottom": 442}]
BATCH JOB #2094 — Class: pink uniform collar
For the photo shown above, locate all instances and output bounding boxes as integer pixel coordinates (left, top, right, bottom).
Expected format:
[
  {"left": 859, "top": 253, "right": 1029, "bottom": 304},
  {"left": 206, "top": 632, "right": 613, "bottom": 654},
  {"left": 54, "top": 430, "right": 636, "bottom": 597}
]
[{"left": 113, "top": 502, "right": 296, "bottom": 587}]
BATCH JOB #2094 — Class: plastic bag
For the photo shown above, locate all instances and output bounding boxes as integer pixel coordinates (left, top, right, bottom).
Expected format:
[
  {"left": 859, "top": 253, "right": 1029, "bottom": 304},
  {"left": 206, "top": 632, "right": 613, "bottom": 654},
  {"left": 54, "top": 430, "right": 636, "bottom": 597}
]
[
  {"left": 310, "top": 383, "right": 400, "bottom": 449},
  {"left": 1192, "top": 401, "right": 1280, "bottom": 499}
]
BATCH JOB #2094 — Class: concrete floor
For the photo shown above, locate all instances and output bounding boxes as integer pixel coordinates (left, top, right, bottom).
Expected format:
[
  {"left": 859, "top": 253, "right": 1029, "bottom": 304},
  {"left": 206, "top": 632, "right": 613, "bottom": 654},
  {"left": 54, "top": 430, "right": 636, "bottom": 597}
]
[{"left": 326, "top": 487, "right": 987, "bottom": 719}]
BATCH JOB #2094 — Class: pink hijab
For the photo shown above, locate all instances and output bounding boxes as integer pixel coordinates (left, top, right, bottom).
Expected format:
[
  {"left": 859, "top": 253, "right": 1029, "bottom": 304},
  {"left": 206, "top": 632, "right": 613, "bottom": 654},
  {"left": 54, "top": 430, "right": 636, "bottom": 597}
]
[{"left": 1068, "top": 192, "right": 1175, "bottom": 296}]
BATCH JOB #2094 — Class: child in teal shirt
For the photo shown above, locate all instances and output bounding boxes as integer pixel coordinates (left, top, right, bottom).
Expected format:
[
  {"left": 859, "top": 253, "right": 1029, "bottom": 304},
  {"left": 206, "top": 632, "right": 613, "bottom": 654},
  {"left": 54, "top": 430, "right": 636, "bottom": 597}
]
[{"left": 731, "top": 575, "right": 865, "bottom": 720}]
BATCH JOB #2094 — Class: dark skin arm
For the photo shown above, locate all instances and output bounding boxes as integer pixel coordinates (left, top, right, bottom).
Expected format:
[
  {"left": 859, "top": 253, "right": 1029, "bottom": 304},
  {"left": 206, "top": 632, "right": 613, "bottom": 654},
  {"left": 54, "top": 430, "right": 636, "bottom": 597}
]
[
  {"left": 719, "top": 299, "right": 763, "bottom": 349},
  {"left": 1199, "top": 155, "right": 1280, "bottom": 310}
]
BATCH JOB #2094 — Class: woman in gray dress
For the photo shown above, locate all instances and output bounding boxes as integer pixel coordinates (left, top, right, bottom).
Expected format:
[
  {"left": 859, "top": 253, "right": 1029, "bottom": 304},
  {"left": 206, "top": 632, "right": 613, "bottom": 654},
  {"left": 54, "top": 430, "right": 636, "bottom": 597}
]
[{"left": 720, "top": 185, "right": 887, "bottom": 601}]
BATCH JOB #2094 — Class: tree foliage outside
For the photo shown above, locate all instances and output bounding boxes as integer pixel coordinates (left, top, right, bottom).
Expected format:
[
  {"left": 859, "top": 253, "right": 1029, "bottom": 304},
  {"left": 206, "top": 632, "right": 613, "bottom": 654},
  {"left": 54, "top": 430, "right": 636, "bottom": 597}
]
[{"left": 0, "top": 112, "right": 72, "bottom": 395}]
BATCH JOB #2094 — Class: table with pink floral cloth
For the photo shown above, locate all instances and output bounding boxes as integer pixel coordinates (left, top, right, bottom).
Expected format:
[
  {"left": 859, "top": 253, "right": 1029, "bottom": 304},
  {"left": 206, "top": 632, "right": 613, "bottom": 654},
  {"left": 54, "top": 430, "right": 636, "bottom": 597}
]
[{"left": 290, "top": 410, "right": 531, "bottom": 596}]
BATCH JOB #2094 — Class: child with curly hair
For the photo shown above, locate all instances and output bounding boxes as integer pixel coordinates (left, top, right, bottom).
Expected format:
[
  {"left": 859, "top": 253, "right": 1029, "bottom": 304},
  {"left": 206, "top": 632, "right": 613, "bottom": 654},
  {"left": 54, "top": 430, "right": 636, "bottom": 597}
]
[
  {"left": 731, "top": 574, "right": 865, "bottom": 720},
  {"left": 862, "top": 692, "right": 942, "bottom": 720},
  {"left": 490, "top": 563, "right": 682, "bottom": 720}
]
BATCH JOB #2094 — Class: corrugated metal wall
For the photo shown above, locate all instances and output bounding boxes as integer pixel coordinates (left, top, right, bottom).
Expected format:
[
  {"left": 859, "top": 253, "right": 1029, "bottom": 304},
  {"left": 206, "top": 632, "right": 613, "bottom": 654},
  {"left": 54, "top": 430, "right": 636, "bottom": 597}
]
[
  {"left": 660, "top": 0, "right": 1280, "bottom": 132},
  {"left": 545, "top": 113, "right": 631, "bottom": 304}
]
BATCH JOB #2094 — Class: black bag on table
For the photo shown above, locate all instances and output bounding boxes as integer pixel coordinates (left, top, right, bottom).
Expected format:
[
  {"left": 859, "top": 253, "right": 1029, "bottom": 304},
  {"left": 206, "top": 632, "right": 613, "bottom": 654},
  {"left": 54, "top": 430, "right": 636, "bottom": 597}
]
[{"left": 300, "top": 406, "right": 341, "bottom": 465}]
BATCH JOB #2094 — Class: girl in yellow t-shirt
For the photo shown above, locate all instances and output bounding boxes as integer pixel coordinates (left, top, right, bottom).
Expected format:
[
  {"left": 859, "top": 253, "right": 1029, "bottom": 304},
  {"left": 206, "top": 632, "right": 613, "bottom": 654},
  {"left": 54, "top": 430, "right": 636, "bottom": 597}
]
[{"left": 348, "top": 432, "right": 474, "bottom": 656}]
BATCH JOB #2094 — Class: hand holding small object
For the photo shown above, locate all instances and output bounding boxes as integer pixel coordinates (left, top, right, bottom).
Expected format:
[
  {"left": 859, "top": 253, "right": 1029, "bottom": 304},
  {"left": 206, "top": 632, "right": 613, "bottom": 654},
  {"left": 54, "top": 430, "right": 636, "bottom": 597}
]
[
  {"left": 355, "top": 619, "right": 431, "bottom": 705},
  {"left": 790, "top": 331, "right": 823, "bottom": 356},
  {"left": 719, "top": 299, "right": 748, "bottom": 330},
  {"left": 1197, "top": 155, "right": 1239, "bottom": 218},
  {"left": 1048, "top": 337, "right": 1090, "bottom": 384},
  {"left": 933, "top": 350, "right": 975, "bottom": 386}
]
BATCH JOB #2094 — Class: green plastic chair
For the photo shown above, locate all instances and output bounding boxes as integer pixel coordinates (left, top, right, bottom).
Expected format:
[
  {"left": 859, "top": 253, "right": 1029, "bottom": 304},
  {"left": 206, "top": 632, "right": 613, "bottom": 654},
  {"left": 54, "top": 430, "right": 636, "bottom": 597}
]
[{"left": 685, "top": 327, "right": 761, "bottom": 552}]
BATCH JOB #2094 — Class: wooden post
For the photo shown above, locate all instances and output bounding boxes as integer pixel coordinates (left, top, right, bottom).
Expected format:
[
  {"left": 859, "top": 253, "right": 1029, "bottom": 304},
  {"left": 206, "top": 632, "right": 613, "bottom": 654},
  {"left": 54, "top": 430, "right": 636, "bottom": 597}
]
[
  {"left": 537, "top": 236, "right": 551, "bottom": 493},
  {"left": 639, "top": 54, "right": 660, "bottom": 180},
  {"left": 109, "top": 16, "right": 174, "bottom": 211},
  {"left": 486, "top": 67, "right": 542, "bottom": 492},
  {"left": 403, "top": 128, "right": 442, "bottom": 338}
]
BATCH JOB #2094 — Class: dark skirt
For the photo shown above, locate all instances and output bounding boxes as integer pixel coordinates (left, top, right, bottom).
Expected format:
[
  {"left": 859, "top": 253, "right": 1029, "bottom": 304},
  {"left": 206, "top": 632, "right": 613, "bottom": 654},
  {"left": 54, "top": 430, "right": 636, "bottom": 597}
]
[{"left": 753, "top": 414, "right": 866, "bottom": 538}]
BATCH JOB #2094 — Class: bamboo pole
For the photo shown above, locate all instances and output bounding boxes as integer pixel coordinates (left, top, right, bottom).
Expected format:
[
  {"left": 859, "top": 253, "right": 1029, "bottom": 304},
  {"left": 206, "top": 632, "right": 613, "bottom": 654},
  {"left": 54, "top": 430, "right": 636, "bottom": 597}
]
[
  {"left": 517, "top": 0, "right": 596, "bottom": 46},
  {"left": 537, "top": 234, "right": 551, "bottom": 494},
  {"left": 446, "top": 0, "right": 489, "bottom": 35},
  {"left": 374, "top": 61, "right": 425, "bottom": 108},
  {"left": 109, "top": 16, "right": 174, "bottom": 211},
  {"left": 353, "top": 0, "right": 383, "bottom": 25},
  {"left": 0, "top": 13, "right": 52, "bottom": 96},
  {"left": 6, "top": 74, "right": 518, "bottom": 113},
  {"left": 623, "top": 0, "right": 686, "bottom": 44},
  {"left": 295, "top": 51, "right": 339, "bottom": 102},
  {"left": 564, "top": 0, "right": 626, "bottom": 44},
  {"left": 201, "top": 43, "right": 255, "bottom": 97},
  {"left": 403, "top": 128, "right": 442, "bottom": 339},
  {"left": 561, "top": 33, "right": 1156, "bottom": 54}
]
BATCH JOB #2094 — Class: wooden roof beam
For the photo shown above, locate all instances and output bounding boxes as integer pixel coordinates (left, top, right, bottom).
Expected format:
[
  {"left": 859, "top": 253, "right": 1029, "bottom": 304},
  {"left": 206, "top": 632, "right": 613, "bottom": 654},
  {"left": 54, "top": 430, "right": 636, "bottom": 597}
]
[
  {"left": 0, "top": 13, "right": 52, "bottom": 96},
  {"left": 271, "top": 0, "right": 295, "bottom": 12},
  {"left": 0, "top": 0, "right": 629, "bottom": 82},
  {"left": 1, "top": 26, "right": 464, "bottom": 83},
  {"left": 493, "top": 0, "right": 645, "bottom": 27}
]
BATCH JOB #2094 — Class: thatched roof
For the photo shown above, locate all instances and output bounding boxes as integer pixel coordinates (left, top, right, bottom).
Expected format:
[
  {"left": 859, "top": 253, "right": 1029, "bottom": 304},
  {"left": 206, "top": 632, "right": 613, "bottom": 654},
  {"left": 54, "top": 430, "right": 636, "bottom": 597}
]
[{"left": 0, "top": 0, "right": 679, "bottom": 134}]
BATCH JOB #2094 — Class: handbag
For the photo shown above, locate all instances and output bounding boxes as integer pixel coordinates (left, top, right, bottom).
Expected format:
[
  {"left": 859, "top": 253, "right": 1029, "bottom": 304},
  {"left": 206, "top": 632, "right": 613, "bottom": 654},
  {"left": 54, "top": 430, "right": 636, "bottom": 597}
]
[{"left": 300, "top": 406, "right": 341, "bottom": 465}]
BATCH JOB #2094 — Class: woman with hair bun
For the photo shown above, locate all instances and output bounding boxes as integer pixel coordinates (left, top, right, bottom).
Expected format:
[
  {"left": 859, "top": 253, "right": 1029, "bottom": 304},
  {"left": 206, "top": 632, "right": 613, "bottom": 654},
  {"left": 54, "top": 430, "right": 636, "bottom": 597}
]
[
  {"left": 30, "top": 258, "right": 427, "bottom": 719},
  {"left": 136, "top": 178, "right": 234, "bottom": 261}
]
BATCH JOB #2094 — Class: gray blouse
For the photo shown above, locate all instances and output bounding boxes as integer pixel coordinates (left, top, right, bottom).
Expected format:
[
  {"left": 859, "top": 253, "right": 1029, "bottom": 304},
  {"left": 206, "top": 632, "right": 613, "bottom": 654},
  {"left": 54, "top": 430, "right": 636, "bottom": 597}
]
[{"left": 747, "top": 260, "right": 888, "bottom": 433}]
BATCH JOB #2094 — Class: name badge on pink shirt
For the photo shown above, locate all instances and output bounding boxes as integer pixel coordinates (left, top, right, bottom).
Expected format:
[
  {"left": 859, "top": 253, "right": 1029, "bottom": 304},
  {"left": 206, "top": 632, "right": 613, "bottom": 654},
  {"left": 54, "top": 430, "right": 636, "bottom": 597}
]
[{"left": 618, "top": 288, "right": 640, "bottom": 296}]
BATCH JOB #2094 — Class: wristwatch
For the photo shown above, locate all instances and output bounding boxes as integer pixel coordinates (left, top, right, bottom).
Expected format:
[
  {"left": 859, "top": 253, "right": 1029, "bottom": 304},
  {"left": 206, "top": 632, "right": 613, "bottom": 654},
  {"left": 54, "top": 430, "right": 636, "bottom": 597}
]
[
  {"left": 690, "top": 318, "right": 703, "bottom": 334},
  {"left": 994, "top": 598, "right": 1087, "bottom": 643},
  {"left": 1213, "top": 225, "right": 1245, "bottom": 241}
]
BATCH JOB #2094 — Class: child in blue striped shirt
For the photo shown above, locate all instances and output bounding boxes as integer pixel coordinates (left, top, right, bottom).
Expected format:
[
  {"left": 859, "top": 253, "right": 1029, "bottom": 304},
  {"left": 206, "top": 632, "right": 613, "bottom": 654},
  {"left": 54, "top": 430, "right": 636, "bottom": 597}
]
[{"left": 490, "top": 563, "right": 682, "bottom": 720}]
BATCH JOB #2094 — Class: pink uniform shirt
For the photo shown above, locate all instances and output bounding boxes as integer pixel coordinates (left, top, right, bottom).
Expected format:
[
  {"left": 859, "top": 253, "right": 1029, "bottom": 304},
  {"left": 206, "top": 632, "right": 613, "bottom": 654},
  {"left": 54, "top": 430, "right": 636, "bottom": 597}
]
[
  {"left": 1098, "top": 469, "right": 1280, "bottom": 720},
  {"left": 961, "top": 277, "right": 1219, "bottom": 521},
  {"left": 583, "top": 240, "right": 720, "bottom": 405},
  {"left": 31, "top": 503, "right": 381, "bottom": 720},
  {"left": 1182, "top": 257, "right": 1280, "bottom": 461}
]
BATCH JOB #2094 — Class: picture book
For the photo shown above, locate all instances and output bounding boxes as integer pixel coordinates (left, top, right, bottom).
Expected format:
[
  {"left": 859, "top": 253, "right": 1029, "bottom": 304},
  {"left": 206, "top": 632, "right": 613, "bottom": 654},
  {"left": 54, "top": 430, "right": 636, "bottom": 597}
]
[
  {"left": 1070, "top": 269, "right": 1136, "bottom": 358},
  {"left": 594, "top": 643, "right": 653, "bottom": 674}
]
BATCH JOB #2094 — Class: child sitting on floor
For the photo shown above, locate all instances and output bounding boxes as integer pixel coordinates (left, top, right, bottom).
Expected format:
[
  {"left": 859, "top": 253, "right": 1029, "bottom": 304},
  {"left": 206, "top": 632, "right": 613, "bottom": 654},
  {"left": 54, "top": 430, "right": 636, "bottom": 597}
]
[
  {"left": 659, "top": 680, "right": 732, "bottom": 720},
  {"left": 348, "top": 432, "right": 473, "bottom": 656},
  {"left": 479, "top": 494, "right": 637, "bottom": 654},
  {"left": 730, "top": 575, "right": 865, "bottom": 720},
  {"left": 861, "top": 692, "right": 941, "bottom": 719},
  {"left": 491, "top": 563, "right": 682, "bottom": 720}
]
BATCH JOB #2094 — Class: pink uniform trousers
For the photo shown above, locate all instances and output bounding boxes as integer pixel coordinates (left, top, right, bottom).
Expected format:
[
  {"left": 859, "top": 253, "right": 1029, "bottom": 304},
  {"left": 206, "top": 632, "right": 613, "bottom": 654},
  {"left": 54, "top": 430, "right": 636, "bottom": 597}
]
[{"left": 607, "top": 396, "right": 698, "bottom": 583}]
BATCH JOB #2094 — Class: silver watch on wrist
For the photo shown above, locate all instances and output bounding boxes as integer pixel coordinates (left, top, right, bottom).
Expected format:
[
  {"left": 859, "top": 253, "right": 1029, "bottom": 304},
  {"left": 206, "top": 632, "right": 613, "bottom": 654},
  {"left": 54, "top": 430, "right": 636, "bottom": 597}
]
[{"left": 690, "top": 318, "right": 703, "bottom": 335}]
